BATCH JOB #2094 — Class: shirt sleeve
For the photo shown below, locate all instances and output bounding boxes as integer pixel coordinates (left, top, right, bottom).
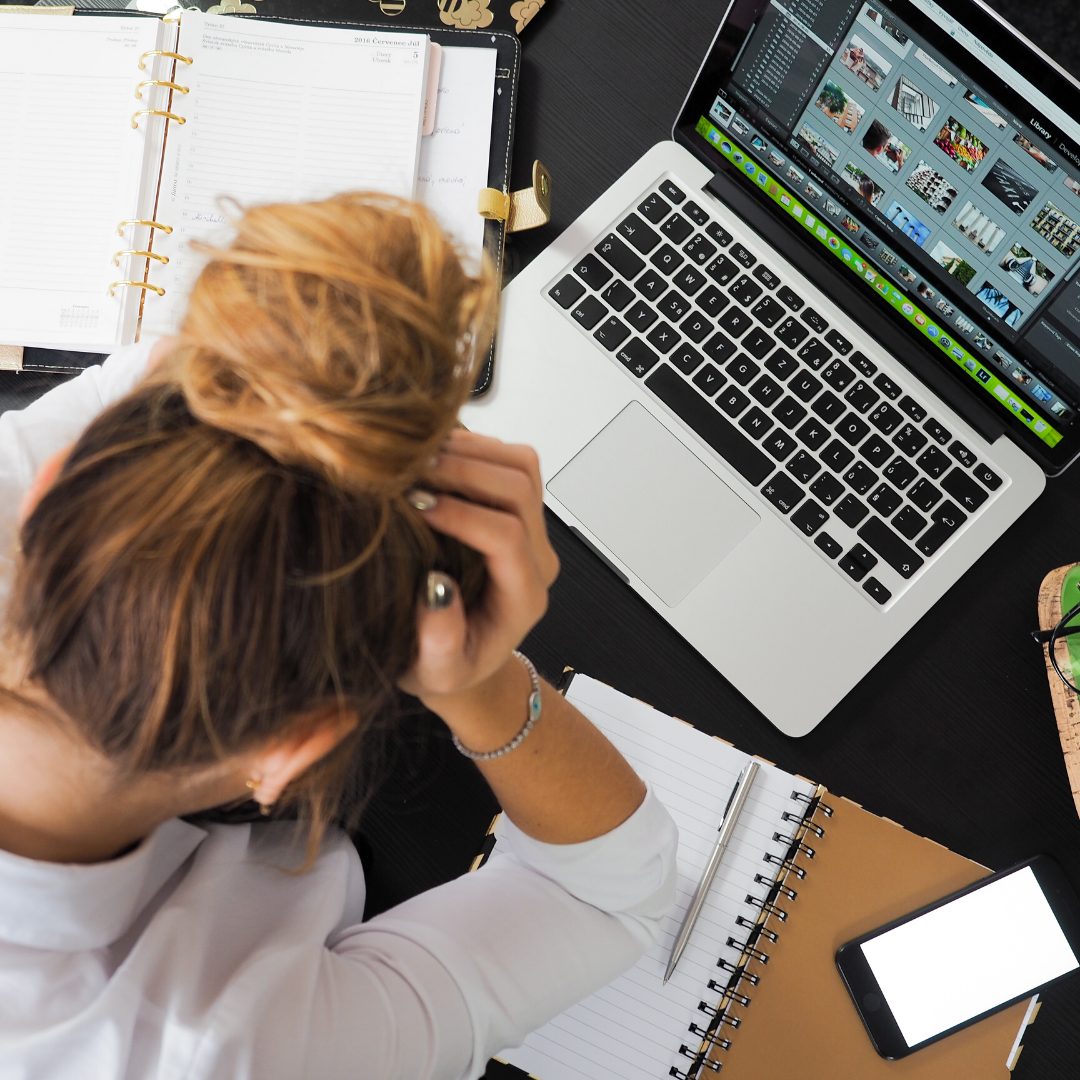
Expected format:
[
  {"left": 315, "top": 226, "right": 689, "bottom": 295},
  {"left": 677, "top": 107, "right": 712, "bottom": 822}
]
[{"left": 294, "top": 787, "right": 677, "bottom": 1080}]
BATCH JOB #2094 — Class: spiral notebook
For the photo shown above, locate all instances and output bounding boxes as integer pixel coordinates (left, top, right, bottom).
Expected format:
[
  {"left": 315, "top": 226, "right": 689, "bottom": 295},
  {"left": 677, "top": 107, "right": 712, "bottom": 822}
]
[{"left": 483, "top": 675, "right": 1039, "bottom": 1079}]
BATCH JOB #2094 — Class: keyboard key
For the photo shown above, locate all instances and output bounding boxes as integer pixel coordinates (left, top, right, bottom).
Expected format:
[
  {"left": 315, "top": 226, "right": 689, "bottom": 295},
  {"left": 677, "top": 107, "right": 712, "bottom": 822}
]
[
  {"left": 763, "top": 429, "right": 798, "bottom": 461},
  {"left": 681, "top": 311, "right": 712, "bottom": 343},
  {"left": 868, "top": 483, "right": 901, "bottom": 517},
  {"left": 801, "top": 308, "right": 828, "bottom": 334},
  {"left": 705, "top": 255, "right": 738, "bottom": 286},
  {"left": 753, "top": 264, "right": 781, "bottom": 290},
  {"left": 752, "top": 296, "right": 785, "bottom": 328},
  {"left": 915, "top": 500, "right": 966, "bottom": 556},
  {"left": 789, "top": 371, "right": 822, "bottom": 402},
  {"left": 574, "top": 253, "right": 613, "bottom": 287},
  {"left": 706, "top": 221, "right": 733, "bottom": 246},
  {"left": 638, "top": 191, "right": 671, "bottom": 224},
  {"left": 761, "top": 472, "right": 804, "bottom": 514},
  {"left": 670, "top": 344, "right": 704, "bottom": 375},
  {"left": 625, "top": 300, "right": 658, "bottom": 332},
  {"left": 792, "top": 499, "right": 829, "bottom": 536},
  {"left": 617, "top": 212, "right": 661, "bottom": 253},
  {"left": 704, "top": 331, "right": 737, "bottom": 364},
  {"left": 658, "top": 291, "right": 691, "bottom": 322},
  {"left": 661, "top": 213, "right": 694, "bottom": 244},
  {"left": 811, "top": 390, "right": 844, "bottom": 424},
  {"left": 796, "top": 418, "right": 829, "bottom": 450},
  {"left": 883, "top": 456, "right": 917, "bottom": 489},
  {"left": 595, "top": 234, "right": 645, "bottom": 278},
  {"left": 728, "top": 355, "right": 760, "bottom": 385},
  {"left": 646, "top": 321, "right": 680, "bottom": 354},
  {"left": 868, "top": 402, "right": 902, "bottom": 435},
  {"left": 840, "top": 544, "right": 876, "bottom": 582},
  {"left": 571, "top": 295, "right": 607, "bottom": 329},
  {"left": 636, "top": 269, "right": 667, "bottom": 301},
  {"left": 683, "top": 200, "right": 709, "bottom": 226},
  {"left": 766, "top": 349, "right": 798, "bottom": 380},
  {"left": 836, "top": 494, "right": 869, "bottom": 527},
  {"left": 873, "top": 373, "right": 901, "bottom": 399},
  {"left": 777, "top": 285, "right": 804, "bottom": 311},
  {"left": 674, "top": 265, "right": 706, "bottom": 296},
  {"left": 863, "top": 577, "right": 891, "bottom": 605},
  {"left": 601, "top": 279, "right": 635, "bottom": 311},
  {"left": 719, "top": 308, "right": 753, "bottom": 338},
  {"left": 941, "top": 467, "right": 988, "bottom": 512},
  {"left": 717, "top": 385, "right": 751, "bottom": 417},
  {"left": 798, "top": 338, "right": 833, "bottom": 371},
  {"left": 898, "top": 394, "right": 926, "bottom": 422},
  {"left": 836, "top": 413, "right": 870, "bottom": 447},
  {"left": 923, "top": 417, "right": 951, "bottom": 445},
  {"left": 743, "top": 328, "right": 776, "bottom": 360},
  {"left": 893, "top": 505, "right": 927, "bottom": 540},
  {"left": 815, "top": 531, "right": 842, "bottom": 558},
  {"left": 776, "top": 317, "right": 810, "bottom": 349},
  {"left": 697, "top": 285, "right": 729, "bottom": 318},
  {"left": 825, "top": 329, "right": 852, "bottom": 355},
  {"left": 811, "top": 473, "right": 844, "bottom": 505},
  {"left": 730, "top": 242, "right": 756, "bottom": 268},
  {"left": 693, "top": 363, "right": 727, "bottom": 396},
  {"left": 821, "top": 439, "right": 855, "bottom": 472},
  {"left": 843, "top": 461, "right": 877, "bottom": 495},
  {"left": 685, "top": 234, "right": 718, "bottom": 266},
  {"left": 550, "top": 274, "right": 585, "bottom": 309},
  {"left": 849, "top": 349, "right": 876, "bottom": 375},
  {"left": 593, "top": 316, "right": 630, "bottom": 350},
  {"left": 908, "top": 477, "right": 942, "bottom": 512},
  {"left": 772, "top": 396, "right": 807, "bottom": 429},
  {"left": 730, "top": 274, "right": 764, "bottom": 306},
  {"left": 857, "top": 518, "right": 924, "bottom": 578},
  {"left": 948, "top": 440, "right": 976, "bottom": 468},
  {"left": 660, "top": 179, "right": 685, "bottom": 203},
  {"left": 973, "top": 463, "right": 1002, "bottom": 490},
  {"left": 645, "top": 364, "right": 772, "bottom": 484},
  {"left": 615, "top": 338, "right": 660, "bottom": 377},
  {"left": 844, "top": 380, "right": 879, "bottom": 414},
  {"left": 651, "top": 244, "right": 685, "bottom": 275},
  {"left": 739, "top": 406, "right": 773, "bottom": 440},
  {"left": 893, "top": 423, "right": 928, "bottom": 457},
  {"left": 915, "top": 445, "right": 951, "bottom": 479},
  {"left": 822, "top": 360, "right": 855, "bottom": 392},
  {"left": 859, "top": 434, "right": 892, "bottom": 468},
  {"left": 787, "top": 450, "right": 821, "bottom": 484},
  {"left": 749, "top": 374, "right": 782, "bottom": 406}
]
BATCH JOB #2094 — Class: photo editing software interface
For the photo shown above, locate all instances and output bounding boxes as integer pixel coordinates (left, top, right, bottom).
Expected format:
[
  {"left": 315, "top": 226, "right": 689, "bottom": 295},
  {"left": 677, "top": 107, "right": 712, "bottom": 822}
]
[{"left": 696, "top": 0, "right": 1080, "bottom": 451}]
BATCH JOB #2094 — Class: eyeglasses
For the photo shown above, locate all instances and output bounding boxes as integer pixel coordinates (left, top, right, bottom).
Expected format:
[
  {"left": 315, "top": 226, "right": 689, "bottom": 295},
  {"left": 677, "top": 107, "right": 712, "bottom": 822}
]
[{"left": 1032, "top": 591, "right": 1080, "bottom": 695}]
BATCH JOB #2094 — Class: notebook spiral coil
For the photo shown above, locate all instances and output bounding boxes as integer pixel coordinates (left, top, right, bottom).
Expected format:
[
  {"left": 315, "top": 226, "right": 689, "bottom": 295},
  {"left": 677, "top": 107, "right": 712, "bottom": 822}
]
[
  {"left": 669, "top": 786, "right": 833, "bottom": 1079},
  {"left": 110, "top": 44, "right": 191, "bottom": 304}
]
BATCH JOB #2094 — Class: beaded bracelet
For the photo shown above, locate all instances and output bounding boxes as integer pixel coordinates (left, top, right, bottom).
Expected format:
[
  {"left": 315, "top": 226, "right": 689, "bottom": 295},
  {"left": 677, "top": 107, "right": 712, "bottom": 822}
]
[{"left": 451, "top": 651, "right": 543, "bottom": 761}]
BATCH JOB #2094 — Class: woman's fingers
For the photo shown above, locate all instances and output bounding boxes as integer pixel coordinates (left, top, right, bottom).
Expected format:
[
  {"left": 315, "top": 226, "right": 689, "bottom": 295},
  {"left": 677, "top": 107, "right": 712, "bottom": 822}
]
[
  {"left": 441, "top": 429, "right": 543, "bottom": 499},
  {"left": 399, "top": 572, "right": 471, "bottom": 698}
]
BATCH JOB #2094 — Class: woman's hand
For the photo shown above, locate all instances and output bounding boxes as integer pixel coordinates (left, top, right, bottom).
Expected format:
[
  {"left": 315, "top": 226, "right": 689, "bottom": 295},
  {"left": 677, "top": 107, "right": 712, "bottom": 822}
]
[{"left": 399, "top": 429, "right": 558, "bottom": 709}]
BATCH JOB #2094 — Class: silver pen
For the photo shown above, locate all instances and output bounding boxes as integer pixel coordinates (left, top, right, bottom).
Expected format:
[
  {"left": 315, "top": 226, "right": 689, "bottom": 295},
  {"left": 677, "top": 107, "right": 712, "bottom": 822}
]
[{"left": 663, "top": 758, "right": 761, "bottom": 984}]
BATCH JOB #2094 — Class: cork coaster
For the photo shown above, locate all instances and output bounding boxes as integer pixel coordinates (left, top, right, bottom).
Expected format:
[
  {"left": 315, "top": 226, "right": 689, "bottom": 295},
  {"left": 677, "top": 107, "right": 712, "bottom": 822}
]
[{"left": 1037, "top": 564, "right": 1080, "bottom": 818}]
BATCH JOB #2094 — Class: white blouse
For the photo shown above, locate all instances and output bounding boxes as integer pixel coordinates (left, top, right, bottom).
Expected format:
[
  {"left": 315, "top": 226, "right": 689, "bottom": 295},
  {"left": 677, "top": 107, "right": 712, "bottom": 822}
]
[{"left": 0, "top": 345, "right": 679, "bottom": 1079}]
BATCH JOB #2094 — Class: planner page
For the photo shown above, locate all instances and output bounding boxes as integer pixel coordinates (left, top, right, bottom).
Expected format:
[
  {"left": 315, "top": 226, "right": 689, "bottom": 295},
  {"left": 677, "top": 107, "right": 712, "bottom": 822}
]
[
  {"left": 0, "top": 14, "right": 167, "bottom": 350},
  {"left": 493, "top": 675, "right": 817, "bottom": 1080},
  {"left": 146, "top": 12, "right": 428, "bottom": 333}
]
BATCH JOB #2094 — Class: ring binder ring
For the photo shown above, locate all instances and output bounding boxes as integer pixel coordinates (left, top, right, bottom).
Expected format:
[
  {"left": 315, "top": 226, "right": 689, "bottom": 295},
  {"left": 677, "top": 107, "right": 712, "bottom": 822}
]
[
  {"left": 782, "top": 810, "right": 825, "bottom": 837},
  {"left": 762, "top": 852, "right": 807, "bottom": 878},
  {"left": 112, "top": 249, "right": 170, "bottom": 267},
  {"left": 138, "top": 49, "right": 193, "bottom": 71},
  {"left": 108, "top": 281, "right": 166, "bottom": 298},
  {"left": 698, "top": 1000, "right": 743, "bottom": 1025},
  {"left": 131, "top": 109, "right": 187, "bottom": 130},
  {"left": 755, "top": 872, "right": 798, "bottom": 900},
  {"left": 689, "top": 1023, "right": 731, "bottom": 1051},
  {"left": 135, "top": 79, "right": 191, "bottom": 100},
  {"left": 715, "top": 962, "right": 759, "bottom": 986},
  {"left": 736, "top": 914, "right": 778, "bottom": 943},
  {"left": 745, "top": 894, "right": 788, "bottom": 921},
  {"left": 678, "top": 1044, "right": 721, "bottom": 1072},
  {"left": 117, "top": 219, "right": 174, "bottom": 237}
]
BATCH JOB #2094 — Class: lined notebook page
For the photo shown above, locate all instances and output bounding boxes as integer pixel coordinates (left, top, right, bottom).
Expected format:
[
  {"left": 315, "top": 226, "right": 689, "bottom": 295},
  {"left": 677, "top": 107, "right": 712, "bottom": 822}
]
[
  {"left": 0, "top": 15, "right": 165, "bottom": 349},
  {"left": 495, "top": 675, "right": 817, "bottom": 1080},
  {"left": 147, "top": 13, "right": 428, "bottom": 333}
]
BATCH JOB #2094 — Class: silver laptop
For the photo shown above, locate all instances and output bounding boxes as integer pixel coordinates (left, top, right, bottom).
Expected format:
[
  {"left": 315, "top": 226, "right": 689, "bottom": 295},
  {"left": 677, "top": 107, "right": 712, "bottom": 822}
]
[{"left": 463, "top": 0, "right": 1080, "bottom": 736}]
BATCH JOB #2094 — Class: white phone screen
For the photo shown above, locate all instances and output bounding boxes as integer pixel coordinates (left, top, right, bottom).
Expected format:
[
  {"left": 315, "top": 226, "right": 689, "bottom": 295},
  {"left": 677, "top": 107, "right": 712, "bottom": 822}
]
[{"left": 860, "top": 867, "right": 1079, "bottom": 1047}]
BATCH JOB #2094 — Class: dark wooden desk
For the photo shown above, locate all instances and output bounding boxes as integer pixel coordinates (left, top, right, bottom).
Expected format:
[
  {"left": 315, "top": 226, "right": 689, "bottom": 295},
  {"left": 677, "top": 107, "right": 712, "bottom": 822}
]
[{"left": 2, "top": 3, "right": 1079, "bottom": 1076}]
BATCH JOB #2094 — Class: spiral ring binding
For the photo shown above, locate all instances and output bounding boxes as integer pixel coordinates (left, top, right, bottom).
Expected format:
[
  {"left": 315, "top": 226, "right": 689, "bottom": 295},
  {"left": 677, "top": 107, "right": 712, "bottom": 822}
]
[
  {"left": 773, "top": 831, "right": 816, "bottom": 859},
  {"left": 112, "top": 249, "right": 170, "bottom": 268},
  {"left": 754, "top": 872, "right": 797, "bottom": 900},
  {"left": 678, "top": 1044, "right": 722, "bottom": 1072},
  {"left": 108, "top": 280, "right": 166, "bottom": 298},
  {"left": 735, "top": 914, "right": 778, "bottom": 943},
  {"left": 131, "top": 108, "right": 187, "bottom": 130},
  {"left": 698, "top": 1000, "right": 743, "bottom": 1026},
  {"left": 745, "top": 893, "right": 788, "bottom": 921},
  {"left": 138, "top": 49, "right": 193, "bottom": 71},
  {"left": 689, "top": 1023, "right": 731, "bottom": 1051},
  {"left": 117, "top": 219, "right": 173, "bottom": 237},
  {"left": 762, "top": 852, "right": 807, "bottom": 878},
  {"left": 713, "top": 962, "right": 759, "bottom": 986},
  {"left": 135, "top": 79, "right": 191, "bottom": 100},
  {"left": 782, "top": 809, "right": 825, "bottom": 837}
]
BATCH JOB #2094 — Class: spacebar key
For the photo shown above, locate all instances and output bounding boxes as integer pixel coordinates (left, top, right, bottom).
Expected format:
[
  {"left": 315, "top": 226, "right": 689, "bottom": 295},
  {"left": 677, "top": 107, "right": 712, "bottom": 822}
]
[{"left": 645, "top": 363, "right": 773, "bottom": 485}]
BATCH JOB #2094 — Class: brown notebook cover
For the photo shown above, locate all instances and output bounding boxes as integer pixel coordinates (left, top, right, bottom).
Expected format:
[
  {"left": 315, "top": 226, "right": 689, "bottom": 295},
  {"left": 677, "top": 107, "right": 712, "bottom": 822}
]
[{"left": 713, "top": 791, "right": 1036, "bottom": 1078}]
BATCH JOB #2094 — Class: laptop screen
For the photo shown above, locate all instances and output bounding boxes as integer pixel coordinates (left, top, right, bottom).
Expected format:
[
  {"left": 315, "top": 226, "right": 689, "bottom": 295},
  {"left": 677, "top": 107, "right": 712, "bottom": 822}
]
[{"left": 676, "top": 0, "right": 1080, "bottom": 470}]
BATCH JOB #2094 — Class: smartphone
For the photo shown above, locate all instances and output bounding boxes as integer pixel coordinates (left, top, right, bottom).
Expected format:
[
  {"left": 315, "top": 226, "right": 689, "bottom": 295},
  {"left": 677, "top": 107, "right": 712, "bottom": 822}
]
[{"left": 835, "top": 855, "right": 1080, "bottom": 1059}]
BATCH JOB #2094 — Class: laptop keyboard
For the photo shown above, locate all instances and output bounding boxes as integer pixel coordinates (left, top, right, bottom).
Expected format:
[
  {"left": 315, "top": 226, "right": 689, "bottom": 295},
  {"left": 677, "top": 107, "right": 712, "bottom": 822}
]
[{"left": 546, "top": 175, "right": 1008, "bottom": 607}]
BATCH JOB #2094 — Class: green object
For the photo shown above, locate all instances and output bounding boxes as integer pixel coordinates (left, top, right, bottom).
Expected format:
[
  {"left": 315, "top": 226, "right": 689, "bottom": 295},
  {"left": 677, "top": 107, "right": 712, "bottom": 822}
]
[{"left": 1061, "top": 566, "right": 1080, "bottom": 685}]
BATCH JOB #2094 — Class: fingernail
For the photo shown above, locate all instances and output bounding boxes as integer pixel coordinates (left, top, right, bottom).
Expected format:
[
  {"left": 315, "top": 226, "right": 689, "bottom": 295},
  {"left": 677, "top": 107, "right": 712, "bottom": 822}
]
[
  {"left": 408, "top": 488, "right": 438, "bottom": 511},
  {"left": 425, "top": 570, "right": 455, "bottom": 609}
]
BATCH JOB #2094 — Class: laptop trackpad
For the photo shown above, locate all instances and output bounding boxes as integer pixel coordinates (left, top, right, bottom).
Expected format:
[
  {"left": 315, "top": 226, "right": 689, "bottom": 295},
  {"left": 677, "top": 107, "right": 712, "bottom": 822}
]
[{"left": 547, "top": 402, "right": 760, "bottom": 606}]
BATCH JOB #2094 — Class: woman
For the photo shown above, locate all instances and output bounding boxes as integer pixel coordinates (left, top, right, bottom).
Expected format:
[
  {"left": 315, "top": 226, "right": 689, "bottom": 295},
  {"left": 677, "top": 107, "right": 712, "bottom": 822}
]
[{"left": 0, "top": 194, "right": 677, "bottom": 1078}]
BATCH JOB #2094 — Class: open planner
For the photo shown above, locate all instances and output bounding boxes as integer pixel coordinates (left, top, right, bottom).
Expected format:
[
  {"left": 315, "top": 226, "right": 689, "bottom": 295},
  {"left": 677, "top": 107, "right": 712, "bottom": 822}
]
[
  {"left": 0, "top": 9, "right": 514, "bottom": 371},
  {"left": 485, "top": 675, "right": 1039, "bottom": 1079}
]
